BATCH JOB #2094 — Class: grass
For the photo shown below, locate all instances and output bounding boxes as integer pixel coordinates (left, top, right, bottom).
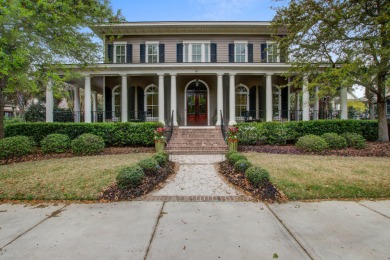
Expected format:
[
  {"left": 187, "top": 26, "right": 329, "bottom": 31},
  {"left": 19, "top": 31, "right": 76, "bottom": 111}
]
[
  {"left": 0, "top": 153, "right": 150, "bottom": 200},
  {"left": 245, "top": 153, "right": 390, "bottom": 200}
]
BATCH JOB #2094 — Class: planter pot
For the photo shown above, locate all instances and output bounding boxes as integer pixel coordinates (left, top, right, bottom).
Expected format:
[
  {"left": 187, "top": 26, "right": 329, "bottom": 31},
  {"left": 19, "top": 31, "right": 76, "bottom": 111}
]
[
  {"left": 228, "top": 141, "right": 238, "bottom": 152},
  {"left": 155, "top": 141, "right": 165, "bottom": 153}
]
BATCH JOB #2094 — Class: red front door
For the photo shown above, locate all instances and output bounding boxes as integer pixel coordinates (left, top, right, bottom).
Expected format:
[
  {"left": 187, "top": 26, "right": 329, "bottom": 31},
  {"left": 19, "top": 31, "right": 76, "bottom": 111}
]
[{"left": 187, "top": 93, "right": 207, "bottom": 126}]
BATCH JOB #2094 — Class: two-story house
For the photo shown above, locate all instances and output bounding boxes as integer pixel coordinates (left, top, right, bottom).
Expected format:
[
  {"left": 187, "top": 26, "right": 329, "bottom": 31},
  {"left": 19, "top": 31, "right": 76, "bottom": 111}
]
[{"left": 46, "top": 21, "right": 350, "bottom": 126}]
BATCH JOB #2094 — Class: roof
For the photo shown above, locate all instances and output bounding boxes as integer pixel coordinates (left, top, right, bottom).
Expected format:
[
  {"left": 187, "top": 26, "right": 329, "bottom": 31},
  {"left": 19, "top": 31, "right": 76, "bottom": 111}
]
[{"left": 91, "top": 21, "right": 284, "bottom": 39}]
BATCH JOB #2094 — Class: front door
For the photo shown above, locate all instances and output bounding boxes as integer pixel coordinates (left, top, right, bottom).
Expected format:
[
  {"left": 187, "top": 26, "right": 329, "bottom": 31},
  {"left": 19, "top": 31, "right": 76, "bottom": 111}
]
[{"left": 187, "top": 81, "right": 207, "bottom": 126}]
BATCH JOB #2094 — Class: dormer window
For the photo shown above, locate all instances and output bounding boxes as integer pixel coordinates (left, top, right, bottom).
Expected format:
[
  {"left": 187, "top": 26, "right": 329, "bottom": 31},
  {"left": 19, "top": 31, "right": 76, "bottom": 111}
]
[
  {"left": 267, "top": 42, "right": 279, "bottom": 63},
  {"left": 234, "top": 42, "right": 248, "bottom": 62},
  {"left": 183, "top": 42, "right": 210, "bottom": 63},
  {"left": 146, "top": 42, "right": 159, "bottom": 63},
  {"left": 114, "top": 42, "right": 126, "bottom": 64}
]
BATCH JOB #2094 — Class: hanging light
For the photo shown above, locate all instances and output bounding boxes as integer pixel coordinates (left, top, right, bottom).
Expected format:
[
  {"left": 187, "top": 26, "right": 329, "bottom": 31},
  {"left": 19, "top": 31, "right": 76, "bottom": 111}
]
[{"left": 195, "top": 78, "right": 199, "bottom": 87}]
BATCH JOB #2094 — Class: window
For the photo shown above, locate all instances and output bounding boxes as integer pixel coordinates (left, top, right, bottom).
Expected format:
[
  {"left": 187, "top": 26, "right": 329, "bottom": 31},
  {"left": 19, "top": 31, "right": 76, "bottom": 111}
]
[
  {"left": 146, "top": 42, "right": 159, "bottom": 63},
  {"left": 145, "top": 85, "right": 158, "bottom": 120},
  {"left": 235, "top": 43, "right": 247, "bottom": 62},
  {"left": 267, "top": 43, "right": 279, "bottom": 63},
  {"left": 235, "top": 84, "right": 249, "bottom": 118},
  {"left": 183, "top": 42, "right": 210, "bottom": 62},
  {"left": 114, "top": 44, "right": 126, "bottom": 64},
  {"left": 112, "top": 85, "right": 121, "bottom": 120}
]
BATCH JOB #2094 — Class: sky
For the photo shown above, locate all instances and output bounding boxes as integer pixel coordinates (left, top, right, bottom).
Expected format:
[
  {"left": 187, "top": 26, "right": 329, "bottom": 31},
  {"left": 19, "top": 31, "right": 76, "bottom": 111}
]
[{"left": 110, "top": 0, "right": 285, "bottom": 21}]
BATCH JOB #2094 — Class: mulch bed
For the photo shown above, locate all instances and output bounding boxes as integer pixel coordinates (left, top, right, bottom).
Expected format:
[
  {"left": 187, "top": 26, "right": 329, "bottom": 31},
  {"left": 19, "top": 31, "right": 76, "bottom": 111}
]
[
  {"left": 0, "top": 147, "right": 155, "bottom": 166},
  {"left": 239, "top": 142, "right": 390, "bottom": 157},
  {"left": 99, "top": 161, "right": 176, "bottom": 201},
  {"left": 219, "top": 161, "right": 287, "bottom": 203}
]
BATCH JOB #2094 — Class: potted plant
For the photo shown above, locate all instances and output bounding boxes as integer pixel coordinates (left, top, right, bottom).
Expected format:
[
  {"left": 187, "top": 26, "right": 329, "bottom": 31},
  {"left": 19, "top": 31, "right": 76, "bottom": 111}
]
[
  {"left": 226, "top": 126, "right": 239, "bottom": 152},
  {"left": 154, "top": 127, "right": 167, "bottom": 152}
]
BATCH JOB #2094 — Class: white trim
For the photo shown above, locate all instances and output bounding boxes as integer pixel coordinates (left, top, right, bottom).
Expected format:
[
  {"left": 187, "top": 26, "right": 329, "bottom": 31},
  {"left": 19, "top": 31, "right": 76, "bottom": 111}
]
[
  {"left": 144, "top": 84, "right": 159, "bottom": 121},
  {"left": 145, "top": 41, "right": 159, "bottom": 44},
  {"left": 234, "top": 40, "right": 248, "bottom": 44},
  {"left": 183, "top": 40, "right": 211, "bottom": 44},
  {"left": 184, "top": 79, "right": 210, "bottom": 126},
  {"left": 113, "top": 41, "right": 127, "bottom": 44}
]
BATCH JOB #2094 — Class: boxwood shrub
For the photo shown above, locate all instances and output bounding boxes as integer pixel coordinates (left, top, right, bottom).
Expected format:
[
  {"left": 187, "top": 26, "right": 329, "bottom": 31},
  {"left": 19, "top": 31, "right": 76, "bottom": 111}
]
[
  {"left": 234, "top": 159, "right": 252, "bottom": 173},
  {"left": 321, "top": 133, "right": 347, "bottom": 149},
  {"left": 4, "top": 122, "right": 163, "bottom": 147},
  {"left": 71, "top": 133, "right": 105, "bottom": 155},
  {"left": 40, "top": 134, "right": 71, "bottom": 153},
  {"left": 237, "top": 120, "right": 378, "bottom": 144},
  {"left": 0, "top": 136, "right": 35, "bottom": 160},
  {"left": 138, "top": 158, "right": 160, "bottom": 176},
  {"left": 153, "top": 152, "right": 168, "bottom": 166},
  {"left": 227, "top": 152, "right": 247, "bottom": 164},
  {"left": 295, "top": 135, "right": 329, "bottom": 152},
  {"left": 245, "top": 166, "right": 270, "bottom": 188},
  {"left": 342, "top": 133, "right": 367, "bottom": 149},
  {"left": 116, "top": 165, "right": 145, "bottom": 189}
]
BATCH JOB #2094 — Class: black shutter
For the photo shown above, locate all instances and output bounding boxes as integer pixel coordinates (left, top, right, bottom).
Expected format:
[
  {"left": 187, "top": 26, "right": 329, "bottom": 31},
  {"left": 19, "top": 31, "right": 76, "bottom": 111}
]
[
  {"left": 138, "top": 86, "right": 144, "bottom": 112},
  {"left": 260, "top": 43, "right": 267, "bottom": 63},
  {"left": 228, "top": 43, "right": 234, "bottom": 63},
  {"left": 177, "top": 43, "right": 183, "bottom": 63},
  {"left": 248, "top": 43, "right": 253, "bottom": 63},
  {"left": 107, "top": 44, "right": 113, "bottom": 63},
  {"left": 210, "top": 43, "right": 217, "bottom": 63},
  {"left": 140, "top": 44, "right": 145, "bottom": 63},
  {"left": 159, "top": 44, "right": 165, "bottom": 63},
  {"left": 126, "top": 44, "right": 132, "bottom": 63}
]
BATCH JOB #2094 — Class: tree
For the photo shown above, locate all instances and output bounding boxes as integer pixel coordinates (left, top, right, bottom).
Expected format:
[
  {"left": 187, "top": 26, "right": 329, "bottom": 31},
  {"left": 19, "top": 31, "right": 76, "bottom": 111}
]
[
  {"left": 0, "top": 0, "right": 123, "bottom": 138},
  {"left": 273, "top": 0, "right": 389, "bottom": 141}
]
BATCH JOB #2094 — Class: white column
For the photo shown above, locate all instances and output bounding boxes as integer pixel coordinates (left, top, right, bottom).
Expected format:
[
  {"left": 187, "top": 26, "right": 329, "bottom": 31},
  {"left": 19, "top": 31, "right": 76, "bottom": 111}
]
[
  {"left": 266, "top": 74, "right": 273, "bottom": 122},
  {"left": 45, "top": 80, "right": 54, "bottom": 122},
  {"left": 92, "top": 91, "right": 97, "bottom": 122},
  {"left": 302, "top": 75, "right": 310, "bottom": 121},
  {"left": 340, "top": 87, "right": 348, "bottom": 119},
  {"left": 216, "top": 73, "right": 223, "bottom": 125},
  {"left": 228, "top": 73, "right": 236, "bottom": 125},
  {"left": 170, "top": 73, "right": 178, "bottom": 126},
  {"left": 134, "top": 86, "right": 138, "bottom": 119},
  {"left": 84, "top": 76, "right": 91, "bottom": 123},
  {"left": 158, "top": 73, "right": 165, "bottom": 124},
  {"left": 287, "top": 78, "right": 291, "bottom": 121},
  {"left": 121, "top": 74, "right": 128, "bottom": 122},
  {"left": 102, "top": 76, "right": 106, "bottom": 122},
  {"left": 74, "top": 86, "right": 80, "bottom": 122},
  {"left": 314, "top": 86, "right": 319, "bottom": 120},
  {"left": 256, "top": 86, "right": 259, "bottom": 119},
  {"left": 295, "top": 92, "right": 300, "bottom": 121}
]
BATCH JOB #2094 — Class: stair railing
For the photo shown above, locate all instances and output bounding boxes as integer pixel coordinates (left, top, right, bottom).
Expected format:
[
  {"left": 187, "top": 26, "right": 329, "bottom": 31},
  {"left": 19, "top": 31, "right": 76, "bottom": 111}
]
[
  {"left": 220, "top": 110, "right": 227, "bottom": 142},
  {"left": 164, "top": 110, "right": 174, "bottom": 143}
]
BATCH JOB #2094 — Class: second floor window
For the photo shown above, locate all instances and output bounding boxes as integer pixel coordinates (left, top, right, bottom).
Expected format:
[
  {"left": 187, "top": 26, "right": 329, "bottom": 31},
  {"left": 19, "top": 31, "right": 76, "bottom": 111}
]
[
  {"left": 147, "top": 43, "right": 159, "bottom": 63},
  {"left": 267, "top": 43, "right": 279, "bottom": 63},
  {"left": 235, "top": 43, "right": 247, "bottom": 62},
  {"left": 183, "top": 42, "right": 210, "bottom": 62},
  {"left": 115, "top": 44, "right": 126, "bottom": 63}
]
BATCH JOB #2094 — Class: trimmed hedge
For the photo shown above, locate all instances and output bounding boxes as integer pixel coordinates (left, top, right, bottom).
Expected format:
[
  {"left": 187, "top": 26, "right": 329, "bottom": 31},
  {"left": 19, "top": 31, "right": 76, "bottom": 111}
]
[
  {"left": 245, "top": 166, "right": 270, "bottom": 188},
  {"left": 117, "top": 165, "right": 145, "bottom": 189},
  {"left": 138, "top": 158, "right": 160, "bottom": 176},
  {"left": 227, "top": 152, "right": 247, "bottom": 164},
  {"left": 71, "top": 134, "right": 105, "bottom": 155},
  {"left": 5, "top": 122, "right": 163, "bottom": 147},
  {"left": 40, "top": 134, "right": 71, "bottom": 153},
  {"left": 153, "top": 152, "right": 168, "bottom": 166},
  {"left": 322, "top": 133, "right": 347, "bottom": 149},
  {"left": 342, "top": 133, "right": 367, "bottom": 149},
  {"left": 234, "top": 159, "right": 252, "bottom": 173},
  {"left": 237, "top": 120, "right": 378, "bottom": 144},
  {"left": 0, "top": 136, "right": 35, "bottom": 160},
  {"left": 296, "top": 135, "right": 329, "bottom": 152}
]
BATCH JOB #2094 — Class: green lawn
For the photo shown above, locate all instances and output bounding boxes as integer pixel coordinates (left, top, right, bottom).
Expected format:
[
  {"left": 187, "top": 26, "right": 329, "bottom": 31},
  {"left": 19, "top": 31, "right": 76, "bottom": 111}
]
[
  {"left": 245, "top": 153, "right": 390, "bottom": 200},
  {"left": 0, "top": 153, "right": 150, "bottom": 200}
]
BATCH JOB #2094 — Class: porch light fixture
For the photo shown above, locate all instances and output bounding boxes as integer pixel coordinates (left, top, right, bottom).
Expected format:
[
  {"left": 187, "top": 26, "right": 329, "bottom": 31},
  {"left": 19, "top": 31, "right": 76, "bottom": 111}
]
[{"left": 195, "top": 78, "right": 199, "bottom": 87}]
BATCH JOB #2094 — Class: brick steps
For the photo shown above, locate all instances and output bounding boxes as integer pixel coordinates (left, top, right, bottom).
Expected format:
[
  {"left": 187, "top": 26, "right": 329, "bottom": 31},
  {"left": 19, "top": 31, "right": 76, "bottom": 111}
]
[{"left": 167, "top": 128, "right": 227, "bottom": 155}]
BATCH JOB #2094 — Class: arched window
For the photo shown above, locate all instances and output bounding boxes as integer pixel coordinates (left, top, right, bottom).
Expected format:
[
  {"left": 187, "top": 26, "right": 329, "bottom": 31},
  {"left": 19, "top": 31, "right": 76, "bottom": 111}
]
[
  {"left": 144, "top": 85, "right": 158, "bottom": 120},
  {"left": 236, "top": 84, "right": 249, "bottom": 118},
  {"left": 112, "top": 85, "right": 121, "bottom": 117}
]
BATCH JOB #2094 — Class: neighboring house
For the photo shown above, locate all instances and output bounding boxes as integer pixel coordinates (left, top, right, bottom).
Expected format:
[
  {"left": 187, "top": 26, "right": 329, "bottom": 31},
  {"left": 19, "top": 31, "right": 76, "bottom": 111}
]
[
  {"left": 4, "top": 103, "right": 15, "bottom": 117},
  {"left": 47, "top": 21, "right": 350, "bottom": 125}
]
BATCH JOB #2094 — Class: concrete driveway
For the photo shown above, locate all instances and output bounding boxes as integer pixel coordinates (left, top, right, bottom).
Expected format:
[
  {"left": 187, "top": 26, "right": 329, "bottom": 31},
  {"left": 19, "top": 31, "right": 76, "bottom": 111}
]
[{"left": 0, "top": 200, "right": 389, "bottom": 260}]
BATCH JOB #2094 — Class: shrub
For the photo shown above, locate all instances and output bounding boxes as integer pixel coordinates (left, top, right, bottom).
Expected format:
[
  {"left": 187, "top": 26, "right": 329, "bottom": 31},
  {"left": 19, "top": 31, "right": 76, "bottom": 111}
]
[
  {"left": 40, "top": 134, "right": 71, "bottom": 153},
  {"left": 153, "top": 152, "right": 168, "bottom": 166},
  {"left": 245, "top": 166, "right": 270, "bottom": 188},
  {"left": 234, "top": 159, "right": 252, "bottom": 173},
  {"left": 71, "top": 133, "right": 105, "bottom": 155},
  {"left": 321, "top": 133, "right": 347, "bottom": 149},
  {"left": 0, "top": 136, "right": 35, "bottom": 160},
  {"left": 238, "top": 126, "right": 258, "bottom": 145},
  {"left": 116, "top": 165, "right": 145, "bottom": 189},
  {"left": 227, "top": 153, "right": 247, "bottom": 164},
  {"left": 24, "top": 103, "right": 45, "bottom": 122},
  {"left": 295, "top": 135, "right": 329, "bottom": 152},
  {"left": 225, "top": 151, "right": 238, "bottom": 160},
  {"left": 138, "top": 158, "right": 160, "bottom": 176},
  {"left": 342, "top": 133, "right": 367, "bottom": 149},
  {"left": 5, "top": 122, "right": 163, "bottom": 146}
]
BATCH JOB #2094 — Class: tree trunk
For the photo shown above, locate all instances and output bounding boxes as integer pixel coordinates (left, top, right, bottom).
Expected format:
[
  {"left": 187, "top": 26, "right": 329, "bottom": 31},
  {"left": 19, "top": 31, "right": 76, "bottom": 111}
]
[
  {"left": 0, "top": 79, "right": 5, "bottom": 139},
  {"left": 377, "top": 74, "right": 389, "bottom": 142}
]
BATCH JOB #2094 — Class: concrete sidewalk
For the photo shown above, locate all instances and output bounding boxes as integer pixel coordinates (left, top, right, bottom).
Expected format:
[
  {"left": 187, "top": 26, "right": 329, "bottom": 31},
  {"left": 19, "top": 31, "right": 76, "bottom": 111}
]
[{"left": 0, "top": 200, "right": 389, "bottom": 259}]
